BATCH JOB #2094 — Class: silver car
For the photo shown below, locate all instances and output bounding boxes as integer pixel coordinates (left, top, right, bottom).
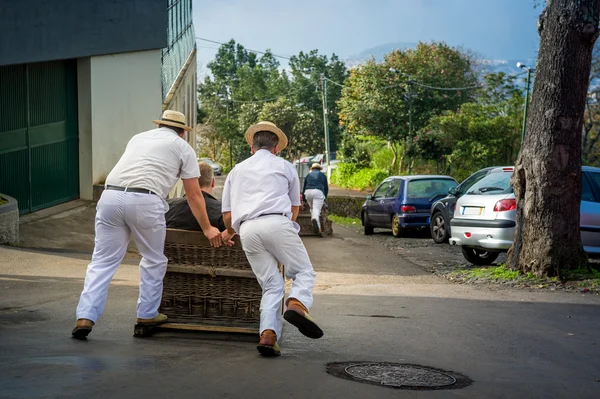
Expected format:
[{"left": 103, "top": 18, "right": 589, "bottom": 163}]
[{"left": 449, "top": 166, "right": 600, "bottom": 265}]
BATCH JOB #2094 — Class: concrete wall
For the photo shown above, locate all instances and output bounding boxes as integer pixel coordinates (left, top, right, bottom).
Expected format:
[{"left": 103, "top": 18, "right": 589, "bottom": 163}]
[
  {"left": 0, "top": 0, "right": 167, "bottom": 66},
  {"left": 78, "top": 50, "right": 163, "bottom": 200}
]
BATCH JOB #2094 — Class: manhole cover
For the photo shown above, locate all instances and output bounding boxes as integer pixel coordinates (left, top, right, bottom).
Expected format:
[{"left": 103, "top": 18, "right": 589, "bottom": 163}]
[
  {"left": 327, "top": 362, "right": 472, "bottom": 391},
  {"left": 345, "top": 363, "right": 455, "bottom": 387}
]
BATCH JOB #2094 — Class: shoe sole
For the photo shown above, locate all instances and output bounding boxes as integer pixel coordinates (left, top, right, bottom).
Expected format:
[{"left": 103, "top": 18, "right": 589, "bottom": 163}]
[
  {"left": 284, "top": 310, "right": 324, "bottom": 339},
  {"left": 71, "top": 327, "right": 92, "bottom": 340},
  {"left": 312, "top": 219, "right": 320, "bottom": 235},
  {"left": 257, "top": 345, "right": 281, "bottom": 357}
]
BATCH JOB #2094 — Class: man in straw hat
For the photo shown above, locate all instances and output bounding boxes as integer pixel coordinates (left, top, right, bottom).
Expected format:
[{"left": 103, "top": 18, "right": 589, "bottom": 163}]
[
  {"left": 72, "top": 110, "right": 232, "bottom": 340},
  {"left": 221, "top": 121, "right": 324, "bottom": 356},
  {"left": 303, "top": 162, "right": 329, "bottom": 235}
]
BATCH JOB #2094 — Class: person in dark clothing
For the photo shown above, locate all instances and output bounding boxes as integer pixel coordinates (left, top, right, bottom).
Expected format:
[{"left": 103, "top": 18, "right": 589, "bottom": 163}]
[
  {"left": 166, "top": 161, "right": 226, "bottom": 231},
  {"left": 302, "top": 163, "right": 329, "bottom": 234}
]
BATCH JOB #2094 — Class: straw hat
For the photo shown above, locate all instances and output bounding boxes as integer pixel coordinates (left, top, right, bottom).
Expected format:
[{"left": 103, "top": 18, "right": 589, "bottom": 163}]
[
  {"left": 152, "top": 110, "right": 193, "bottom": 131},
  {"left": 310, "top": 163, "right": 322, "bottom": 170},
  {"left": 244, "top": 121, "right": 288, "bottom": 153}
]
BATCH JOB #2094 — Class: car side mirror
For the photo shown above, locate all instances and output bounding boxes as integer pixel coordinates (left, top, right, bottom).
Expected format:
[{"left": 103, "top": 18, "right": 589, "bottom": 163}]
[
  {"left": 366, "top": 194, "right": 373, "bottom": 201},
  {"left": 448, "top": 187, "right": 458, "bottom": 195}
]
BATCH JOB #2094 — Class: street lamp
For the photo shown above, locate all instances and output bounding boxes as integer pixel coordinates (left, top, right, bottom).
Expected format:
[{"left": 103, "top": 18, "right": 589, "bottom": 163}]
[{"left": 517, "top": 62, "right": 535, "bottom": 143}]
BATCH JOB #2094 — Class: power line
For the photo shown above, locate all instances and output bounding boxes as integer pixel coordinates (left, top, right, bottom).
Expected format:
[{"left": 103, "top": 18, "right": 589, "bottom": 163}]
[
  {"left": 323, "top": 77, "right": 347, "bottom": 88},
  {"left": 382, "top": 70, "right": 530, "bottom": 91},
  {"left": 195, "top": 37, "right": 293, "bottom": 60},
  {"left": 213, "top": 79, "right": 320, "bottom": 105}
]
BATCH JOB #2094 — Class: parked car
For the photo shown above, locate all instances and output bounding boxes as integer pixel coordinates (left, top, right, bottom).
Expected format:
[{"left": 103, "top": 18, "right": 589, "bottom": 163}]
[
  {"left": 362, "top": 175, "right": 458, "bottom": 237},
  {"left": 199, "top": 158, "right": 222, "bottom": 176},
  {"left": 449, "top": 166, "right": 600, "bottom": 265},
  {"left": 429, "top": 166, "right": 511, "bottom": 244}
]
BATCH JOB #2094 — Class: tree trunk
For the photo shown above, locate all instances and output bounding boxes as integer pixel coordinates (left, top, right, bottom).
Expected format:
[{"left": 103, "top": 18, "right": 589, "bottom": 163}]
[
  {"left": 390, "top": 142, "right": 398, "bottom": 171},
  {"left": 508, "top": 0, "right": 600, "bottom": 277}
]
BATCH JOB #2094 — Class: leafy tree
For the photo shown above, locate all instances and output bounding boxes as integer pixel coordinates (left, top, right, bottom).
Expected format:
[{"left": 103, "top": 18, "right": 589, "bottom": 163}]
[
  {"left": 257, "top": 97, "right": 319, "bottom": 160},
  {"left": 289, "top": 50, "right": 348, "bottom": 155},
  {"left": 582, "top": 42, "right": 600, "bottom": 164},
  {"left": 338, "top": 42, "right": 477, "bottom": 171},
  {"left": 414, "top": 72, "right": 524, "bottom": 179},
  {"left": 197, "top": 41, "right": 347, "bottom": 167}
]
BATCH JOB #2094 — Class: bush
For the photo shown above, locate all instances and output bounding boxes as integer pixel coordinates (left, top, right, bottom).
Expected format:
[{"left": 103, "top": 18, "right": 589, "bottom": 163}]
[
  {"left": 331, "top": 163, "right": 358, "bottom": 186},
  {"left": 332, "top": 165, "right": 388, "bottom": 190},
  {"left": 347, "top": 168, "right": 388, "bottom": 190},
  {"left": 370, "top": 147, "right": 396, "bottom": 173}
]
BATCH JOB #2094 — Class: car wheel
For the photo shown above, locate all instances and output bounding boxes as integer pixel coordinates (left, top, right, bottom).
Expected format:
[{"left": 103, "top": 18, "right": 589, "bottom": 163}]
[
  {"left": 363, "top": 213, "right": 374, "bottom": 235},
  {"left": 391, "top": 214, "right": 403, "bottom": 238},
  {"left": 430, "top": 212, "right": 449, "bottom": 244},
  {"left": 461, "top": 247, "right": 500, "bottom": 266}
]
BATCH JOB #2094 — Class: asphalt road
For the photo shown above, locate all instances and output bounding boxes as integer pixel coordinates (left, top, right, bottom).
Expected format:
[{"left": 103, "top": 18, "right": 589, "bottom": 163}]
[{"left": 2, "top": 218, "right": 600, "bottom": 398}]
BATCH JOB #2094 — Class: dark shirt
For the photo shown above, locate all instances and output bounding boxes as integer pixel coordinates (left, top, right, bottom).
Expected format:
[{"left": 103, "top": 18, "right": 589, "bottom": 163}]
[
  {"left": 165, "top": 191, "right": 226, "bottom": 231},
  {"left": 302, "top": 170, "right": 328, "bottom": 198}
]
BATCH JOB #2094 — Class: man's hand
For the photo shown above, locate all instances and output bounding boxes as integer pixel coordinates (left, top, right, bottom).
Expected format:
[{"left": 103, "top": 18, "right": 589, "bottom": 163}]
[
  {"left": 203, "top": 226, "right": 222, "bottom": 247},
  {"left": 221, "top": 229, "right": 235, "bottom": 246}
]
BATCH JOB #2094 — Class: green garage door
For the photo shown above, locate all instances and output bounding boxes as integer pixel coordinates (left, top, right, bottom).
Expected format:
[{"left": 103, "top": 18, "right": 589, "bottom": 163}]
[{"left": 0, "top": 60, "right": 79, "bottom": 214}]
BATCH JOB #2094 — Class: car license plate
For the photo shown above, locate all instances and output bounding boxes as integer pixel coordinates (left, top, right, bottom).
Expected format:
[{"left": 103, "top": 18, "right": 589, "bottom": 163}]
[{"left": 462, "top": 206, "right": 483, "bottom": 216}]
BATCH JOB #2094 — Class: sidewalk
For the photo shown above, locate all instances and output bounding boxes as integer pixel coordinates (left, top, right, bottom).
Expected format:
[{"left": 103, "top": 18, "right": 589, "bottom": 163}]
[
  {"left": 328, "top": 184, "right": 370, "bottom": 198},
  {"left": 2, "top": 224, "right": 600, "bottom": 398}
]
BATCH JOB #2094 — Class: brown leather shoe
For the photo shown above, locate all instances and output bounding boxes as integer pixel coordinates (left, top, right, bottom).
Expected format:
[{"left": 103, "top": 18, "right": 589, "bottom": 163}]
[
  {"left": 284, "top": 298, "right": 323, "bottom": 339},
  {"left": 257, "top": 329, "right": 281, "bottom": 357},
  {"left": 71, "top": 318, "right": 94, "bottom": 340},
  {"left": 136, "top": 313, "right": 168, "bottom": 325}
]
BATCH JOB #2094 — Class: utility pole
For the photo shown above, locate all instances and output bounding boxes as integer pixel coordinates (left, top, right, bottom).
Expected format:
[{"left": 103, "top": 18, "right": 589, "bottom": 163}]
[
  {"left": 517, "top": 62, "right": 534, "bottom": 144},
  {"left": 320, "top": 73, "right": 331, "bottom": 179},
  {"left": 406, "top": 81, "right": 414, "bottom": 137}
]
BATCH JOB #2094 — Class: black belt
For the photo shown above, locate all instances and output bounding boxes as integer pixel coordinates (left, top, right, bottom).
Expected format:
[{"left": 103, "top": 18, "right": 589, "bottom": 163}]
[
  {"left": 240, "top": 213, "right": 286, "bottom": 225},
  {"left": 105, "top": 185, "right": 158, "bottom": 196}
]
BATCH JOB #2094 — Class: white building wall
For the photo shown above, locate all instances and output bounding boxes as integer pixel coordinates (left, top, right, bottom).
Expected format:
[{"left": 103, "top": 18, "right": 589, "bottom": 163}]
[{"left": 78, "top": 49, "right": 163, "bottom": 200}]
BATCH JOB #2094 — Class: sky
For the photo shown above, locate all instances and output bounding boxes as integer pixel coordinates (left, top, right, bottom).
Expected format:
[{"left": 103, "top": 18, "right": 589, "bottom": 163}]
[{"left": 193, "top": 0, "right": 541, "bottom": 76}]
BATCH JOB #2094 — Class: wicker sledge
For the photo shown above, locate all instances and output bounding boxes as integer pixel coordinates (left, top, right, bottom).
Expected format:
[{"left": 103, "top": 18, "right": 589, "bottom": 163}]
[{"left": 134, "top": 229, "right": 283, "bottom": 338}]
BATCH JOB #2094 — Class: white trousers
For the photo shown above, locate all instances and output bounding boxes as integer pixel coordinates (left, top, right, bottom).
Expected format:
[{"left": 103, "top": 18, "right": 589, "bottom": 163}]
[
  {"left": 304, "top": 189, "right": 325, "bottom": 229},
  {"left": 239, "top": 215, "right": 316, "bottom": 338},
  {"left": 76, "top": 189, "right": 168, "bottom": 322}
]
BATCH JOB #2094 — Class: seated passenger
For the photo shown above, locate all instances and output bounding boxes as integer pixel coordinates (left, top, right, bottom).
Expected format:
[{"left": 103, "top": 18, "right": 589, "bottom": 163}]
[{"left": 166, "top": 161, "right": 226, "bottom": 231}]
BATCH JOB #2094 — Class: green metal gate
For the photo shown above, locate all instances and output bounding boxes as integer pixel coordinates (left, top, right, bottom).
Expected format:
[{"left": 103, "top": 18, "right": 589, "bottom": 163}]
[{"left": 0, "top": 60, "right": 79, "bottom": 214}]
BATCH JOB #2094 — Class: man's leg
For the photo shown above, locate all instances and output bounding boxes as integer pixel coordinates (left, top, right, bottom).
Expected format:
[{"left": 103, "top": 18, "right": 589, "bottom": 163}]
[
  {"left": 126, "top": 195, "right": 168, "bottom": 321},
  {"left": 76, "top": 194, "right": 130, "bottom": 327},
  {"left": 261, "top": 217, "right": 322, "bottom": 339},
  {"left": 240, "top": 221, "right": 285, "bottom": 340},
  {"left": 311, "top": 190, "right": 325, "bottom": 231},
  {"left": 304, "top": 189, "right": 320, "bottom": 233}
]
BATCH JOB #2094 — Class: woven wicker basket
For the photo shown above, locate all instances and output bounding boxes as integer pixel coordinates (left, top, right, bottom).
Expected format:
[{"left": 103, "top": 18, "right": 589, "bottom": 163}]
[{"left": 160, "top": 229, "right": 282, "bottom": 332}]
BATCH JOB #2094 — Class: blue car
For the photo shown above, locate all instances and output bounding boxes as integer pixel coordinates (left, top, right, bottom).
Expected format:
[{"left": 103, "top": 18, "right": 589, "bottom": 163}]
[{"left": 362, "top": 175, "right": 458, "bottom": 237}]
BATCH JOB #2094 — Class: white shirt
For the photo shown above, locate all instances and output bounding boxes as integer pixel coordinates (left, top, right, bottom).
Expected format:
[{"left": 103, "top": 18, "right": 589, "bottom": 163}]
[
  {"left": 222, "top": 149, "right": 301, "bottom": 233},
  {"left": 105, "top": 127, "right": 199, "bottom": 198}
]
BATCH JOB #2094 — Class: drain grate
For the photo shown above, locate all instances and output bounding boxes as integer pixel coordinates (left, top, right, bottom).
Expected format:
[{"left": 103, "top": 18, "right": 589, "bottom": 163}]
[{"left": 327, "top": 362, "right": 472, "bottom": 391}]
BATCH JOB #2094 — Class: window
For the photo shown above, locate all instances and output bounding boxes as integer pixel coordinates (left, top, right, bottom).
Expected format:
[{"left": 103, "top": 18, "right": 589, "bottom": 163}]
[
  {"left": 467, "top": 171, "right": 513, "bottom": 195},
  {"left": 372, "top": 182, "right": 390, "bottom": 199},
  {"left": 457, "top": 169, "right": 489, "bottom": 195},
  {"left": 407, "top": 179, "right": 457, "bottom": 198},
  {"left": 583, "top": 172, "right": 599, "bottom": 202},
  {"left": 386, "top": 179, "right": 402, "bottom": 198}
]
